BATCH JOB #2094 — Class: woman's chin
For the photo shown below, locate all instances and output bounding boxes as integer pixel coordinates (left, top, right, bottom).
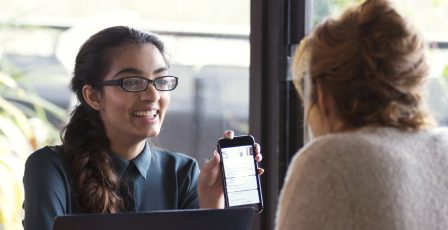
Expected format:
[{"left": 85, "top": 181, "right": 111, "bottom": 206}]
[{"left": 144, "top": 127, "right": 161, "bottom": 138}]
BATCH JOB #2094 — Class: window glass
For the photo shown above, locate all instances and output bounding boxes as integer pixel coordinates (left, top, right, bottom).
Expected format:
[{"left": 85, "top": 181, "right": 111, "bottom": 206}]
[
  {"left": 312, "top": 0, "right": 448, "bottom": 126},
  {"left": 0, "top": 1, "right": 249, "bottom": 228}
]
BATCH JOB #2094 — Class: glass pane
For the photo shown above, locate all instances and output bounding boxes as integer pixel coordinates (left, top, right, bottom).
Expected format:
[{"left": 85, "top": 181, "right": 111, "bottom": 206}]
[
  {"left": 312, "top": 0, "right": 448, "bottom": 127},
  {"left": 154, "top": 35, "right": 250, "bottom": 166},
  {"left": 0, "top": 1, "right": 249, "bottom": 228},
  {"left": 0, "top": 0, "right": 250, "bottom": 162}
]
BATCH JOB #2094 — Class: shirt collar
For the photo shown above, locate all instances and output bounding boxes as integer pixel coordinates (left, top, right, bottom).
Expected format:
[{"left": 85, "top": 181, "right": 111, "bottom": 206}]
[{"left": 110, "top": 142, "right": 152, "bottom": 180}]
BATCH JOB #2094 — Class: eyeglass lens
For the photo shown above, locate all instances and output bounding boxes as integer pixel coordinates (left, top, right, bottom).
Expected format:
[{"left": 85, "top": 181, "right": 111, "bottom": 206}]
[{"left": 122, "top": 77, "right": 177, "bottom": 92}]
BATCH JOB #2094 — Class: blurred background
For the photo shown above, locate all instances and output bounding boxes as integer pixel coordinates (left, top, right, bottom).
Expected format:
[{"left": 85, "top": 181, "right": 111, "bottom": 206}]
[{"left": 0, "top": 0, "right": 447, "bottom": 229}]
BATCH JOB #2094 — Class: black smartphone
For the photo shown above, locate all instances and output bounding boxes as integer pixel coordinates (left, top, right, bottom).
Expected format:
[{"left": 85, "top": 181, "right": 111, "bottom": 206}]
[{"left": 217, "top": 135, "right": 263, "bottom": 213}]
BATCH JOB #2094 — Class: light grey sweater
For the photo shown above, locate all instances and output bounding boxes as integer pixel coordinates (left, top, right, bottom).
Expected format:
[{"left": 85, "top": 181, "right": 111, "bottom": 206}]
[{"left": 275, "top": 127, "right": 448, "bottom": 230}]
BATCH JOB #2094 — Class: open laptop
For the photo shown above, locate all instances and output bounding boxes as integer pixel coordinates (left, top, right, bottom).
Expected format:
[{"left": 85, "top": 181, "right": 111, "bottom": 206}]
[{"left": 53, "top": 208, "right": 255, "bottom": 230}]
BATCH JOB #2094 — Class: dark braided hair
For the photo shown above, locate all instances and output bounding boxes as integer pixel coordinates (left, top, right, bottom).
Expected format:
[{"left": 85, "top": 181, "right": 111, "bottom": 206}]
[{"left": 61, "top": 26, "right": 166, "bottom": 213}]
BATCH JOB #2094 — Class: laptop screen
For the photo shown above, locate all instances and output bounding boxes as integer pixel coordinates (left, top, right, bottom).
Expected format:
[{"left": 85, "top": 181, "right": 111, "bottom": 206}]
[{"left": 53, "top": 208, "right": 255, "bottom": 230}]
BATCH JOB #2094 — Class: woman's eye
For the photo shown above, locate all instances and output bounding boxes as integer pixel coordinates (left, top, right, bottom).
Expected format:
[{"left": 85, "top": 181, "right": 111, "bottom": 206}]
[
  {"left": 158, "top": 79, "right": 168, "bottom": 85},
  {"left": 124, "top": 79, "right": 141, "bottom": 86}
]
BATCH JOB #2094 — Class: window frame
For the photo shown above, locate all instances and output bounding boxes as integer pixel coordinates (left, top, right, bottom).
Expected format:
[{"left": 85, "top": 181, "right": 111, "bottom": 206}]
[{"left": 250, "top": 0, "right": 311, "bottom": 229}]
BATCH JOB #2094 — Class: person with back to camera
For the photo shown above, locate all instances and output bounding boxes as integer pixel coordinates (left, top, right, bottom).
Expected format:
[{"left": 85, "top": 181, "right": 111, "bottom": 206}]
[
  {"left": 22, "top": 26, "right": 263, "bottom": 230},
  {"left": 275, "top": 0, "right": 448, "bottom": 229}
]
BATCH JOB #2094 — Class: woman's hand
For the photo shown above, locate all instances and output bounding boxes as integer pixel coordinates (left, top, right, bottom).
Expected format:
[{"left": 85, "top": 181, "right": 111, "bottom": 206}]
[{"left": 198, "top": 130, "right": 263, "bottom": 209}]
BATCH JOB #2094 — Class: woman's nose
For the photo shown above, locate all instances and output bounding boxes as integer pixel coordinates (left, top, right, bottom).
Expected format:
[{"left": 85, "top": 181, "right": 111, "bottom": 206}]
[{"left": 140, "top": 84, "right": 160, "bottom": 102}]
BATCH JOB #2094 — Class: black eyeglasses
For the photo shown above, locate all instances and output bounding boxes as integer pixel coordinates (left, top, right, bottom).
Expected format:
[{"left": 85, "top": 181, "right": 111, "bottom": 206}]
[{"left": 96, "top": 76, "right": 178, "bottom": 92}]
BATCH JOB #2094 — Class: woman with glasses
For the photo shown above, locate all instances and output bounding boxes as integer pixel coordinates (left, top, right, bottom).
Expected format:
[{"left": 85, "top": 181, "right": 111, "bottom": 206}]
[{"left": 22, "top": 26, "right": 262, "bottom": 230}]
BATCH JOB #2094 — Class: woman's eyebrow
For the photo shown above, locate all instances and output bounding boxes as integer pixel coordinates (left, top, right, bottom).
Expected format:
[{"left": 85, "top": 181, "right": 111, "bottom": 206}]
[
  {"left": 114, "top": 67, "right": 143, "bottom": 77},
  {"left": 153, "top": 67, "right": 168, "bottom": 75},
  {"left": 114, "top": 67, "right": 168, "bottom": 77}
]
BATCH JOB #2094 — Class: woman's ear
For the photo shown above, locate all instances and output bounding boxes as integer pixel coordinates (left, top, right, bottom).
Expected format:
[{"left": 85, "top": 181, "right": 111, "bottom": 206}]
[
  {"left": 316, "top": 83, "right": 343, "bottom": 133},
  {"left": 316, "top": 83, "right": 338, "bottom": 120},
  {"left": 82, "top": 85, "right": 103, "bottom": 111},
  {"left": 316, "top": 84, "right": 330, "bottom": 117}
]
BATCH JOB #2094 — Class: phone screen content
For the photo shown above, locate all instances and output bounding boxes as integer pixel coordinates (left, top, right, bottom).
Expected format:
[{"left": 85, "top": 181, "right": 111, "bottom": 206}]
[{"left": 221, "top": 145, "right": 260, "bottom": 207}]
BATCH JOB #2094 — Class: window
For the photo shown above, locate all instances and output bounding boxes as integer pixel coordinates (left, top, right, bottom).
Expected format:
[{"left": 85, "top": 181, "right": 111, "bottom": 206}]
[
  {"left": 0, "top": 1, "right": 250, "bottom": 229},
  {"left": 0, "top": 0, "right": 251, "bottom": 163}
]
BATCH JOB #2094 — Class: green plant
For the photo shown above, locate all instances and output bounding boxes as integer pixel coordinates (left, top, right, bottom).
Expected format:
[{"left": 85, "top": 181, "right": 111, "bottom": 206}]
[
  {"left": 0, "top": 69, "right": 65, "bottom": 230},
  {"left": 444, "top": 64, "right": 448, "bottom": 80}
]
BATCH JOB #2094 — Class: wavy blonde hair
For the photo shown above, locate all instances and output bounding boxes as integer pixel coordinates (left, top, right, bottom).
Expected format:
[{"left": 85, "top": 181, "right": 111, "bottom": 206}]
[{"left": 292, "top": 0, "right": 435, "bottom": 131}]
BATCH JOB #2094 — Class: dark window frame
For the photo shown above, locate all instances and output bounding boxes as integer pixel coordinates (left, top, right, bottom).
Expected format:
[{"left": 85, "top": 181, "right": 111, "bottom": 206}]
[{"left": 250, "top": 0, "right": 311, "bottom": 229}]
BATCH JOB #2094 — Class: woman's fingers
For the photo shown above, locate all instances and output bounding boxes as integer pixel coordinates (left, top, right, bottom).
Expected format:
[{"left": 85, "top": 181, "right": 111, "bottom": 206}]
[
  {"left": 223, "top": 130, "right": 234, "bottom": 139},
  {"left": 254, "top": 143, "right": 262, "bottom": 162}
]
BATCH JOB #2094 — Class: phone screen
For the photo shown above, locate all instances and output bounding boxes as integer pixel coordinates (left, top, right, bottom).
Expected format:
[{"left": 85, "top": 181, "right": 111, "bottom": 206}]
[{"left": 220, "top": 145, "right": 260, "bottom": 207}]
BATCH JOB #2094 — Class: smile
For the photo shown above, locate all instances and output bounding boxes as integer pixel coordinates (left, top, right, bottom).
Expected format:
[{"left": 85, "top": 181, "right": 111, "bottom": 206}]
[{"left": 132, "top": 110, "right": 158, "bottom": 117}]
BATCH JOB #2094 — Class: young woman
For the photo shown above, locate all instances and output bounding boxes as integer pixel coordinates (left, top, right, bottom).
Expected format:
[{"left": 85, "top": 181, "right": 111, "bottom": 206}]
[
  {"left": 23, "top": 26, "right": 262, "bottom": 230},
  {"left": 276, "top": 0, "right": 448, "bottom": 229}
]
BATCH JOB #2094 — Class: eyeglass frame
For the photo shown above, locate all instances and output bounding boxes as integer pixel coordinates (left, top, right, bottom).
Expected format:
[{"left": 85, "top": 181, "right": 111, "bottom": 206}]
[{"left": 94, "top": 75, "right": 178, "bottom": 92}]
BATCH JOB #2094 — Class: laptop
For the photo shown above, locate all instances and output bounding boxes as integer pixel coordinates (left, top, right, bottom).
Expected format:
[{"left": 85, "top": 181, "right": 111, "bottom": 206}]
[{"left": 53, "top": 208, "right": 255, "bottom": 230}]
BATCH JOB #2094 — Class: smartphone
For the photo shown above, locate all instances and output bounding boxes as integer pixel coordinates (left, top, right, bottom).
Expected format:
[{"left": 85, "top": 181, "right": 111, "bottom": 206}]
[{"left": 217, "top": 135, "right": 263, "bottom": 213}]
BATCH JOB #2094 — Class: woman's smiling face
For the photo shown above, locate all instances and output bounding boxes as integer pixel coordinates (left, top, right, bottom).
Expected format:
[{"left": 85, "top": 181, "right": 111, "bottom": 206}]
[{"left": 97, "top": 43, "right": 170, "bottom": 145}]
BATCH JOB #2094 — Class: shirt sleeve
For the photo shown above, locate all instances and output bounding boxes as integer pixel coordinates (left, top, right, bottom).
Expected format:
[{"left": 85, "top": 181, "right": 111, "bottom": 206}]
[
  {"left": 275, "top": 147, "right": 352, "bottom": 230},
  {"left": 23, "top": 147, "right": 69, "bottom": 230},
  {"left": 179, "top": 159, "right": 200, "bottom": 209}
]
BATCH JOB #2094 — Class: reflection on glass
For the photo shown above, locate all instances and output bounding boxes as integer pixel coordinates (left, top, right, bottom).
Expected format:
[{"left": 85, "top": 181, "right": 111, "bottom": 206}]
[{"left": 0, "top": 1, "right": 250, "bottom": 228}]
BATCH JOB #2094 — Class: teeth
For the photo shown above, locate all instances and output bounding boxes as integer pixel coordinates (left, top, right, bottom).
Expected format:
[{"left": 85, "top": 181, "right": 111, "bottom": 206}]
[{"left": 133, "top": 110, "right": 157, "bottom": 117}]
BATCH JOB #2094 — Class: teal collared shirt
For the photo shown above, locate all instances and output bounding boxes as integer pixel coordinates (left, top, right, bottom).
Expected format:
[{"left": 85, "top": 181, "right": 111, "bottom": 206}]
[
  {"left": 23, "top": 143, "right": 200, "bottom": 230},
  {"left": 112, "top": 143, "right": 153, "bottom": 180}
]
